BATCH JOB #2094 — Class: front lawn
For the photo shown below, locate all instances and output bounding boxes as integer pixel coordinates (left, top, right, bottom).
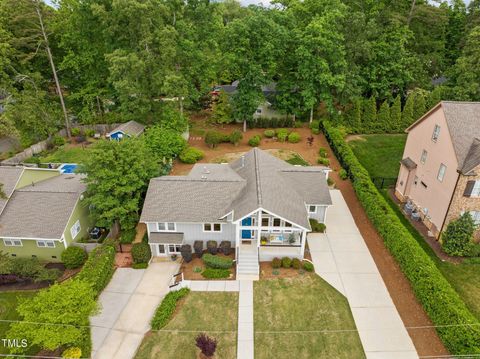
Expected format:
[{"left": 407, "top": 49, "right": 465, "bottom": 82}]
[
  {"left": 254, "top": 275, "right": 365, "bottom": 359},
  {"left": 348, "top": 134, "right": 406, "bottom": 178},
  {"left": 135, "top": 292, "right": 238, "bottom": 359},
  {"left": 0, "top": 291, "right": 38, "bottom": 355}
]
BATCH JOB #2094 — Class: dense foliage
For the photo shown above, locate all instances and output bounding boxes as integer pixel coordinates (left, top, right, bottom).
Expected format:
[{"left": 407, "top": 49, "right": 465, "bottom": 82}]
[
  {"left": 151, "top": 288, "right": 190, "bottom": 330},
  {"left": 202, "top": 253, "right": 233, "bottom": 269},
  {"left": 442, "top": 212, "right": 480, "bottom": 256},
  {"left": 131, "top": 242, "right": 152, "bottom": 264},
  {"left": 322, "top": 120, "right": 480, "bottom": 355},
  {"left": 0, "top": 254, "right": 60, "bottom": 283},
  {"left": 61, "top": 246, "right": 88, "bottom": 269},
  {"left": 76, "top": 245, "right": 116, "bottom": 295},
  {"left": 1, "top": 0, "right": 479, "bottom": 142}
]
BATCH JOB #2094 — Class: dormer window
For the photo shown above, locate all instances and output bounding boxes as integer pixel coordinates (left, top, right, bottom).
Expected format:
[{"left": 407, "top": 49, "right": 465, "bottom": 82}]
[{"left": 432, "top": 125, "right": 440, "bottom": 142}]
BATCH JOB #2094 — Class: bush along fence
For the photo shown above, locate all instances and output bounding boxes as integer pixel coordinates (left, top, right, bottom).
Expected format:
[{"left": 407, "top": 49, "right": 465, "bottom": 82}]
[
  {"left": 76, "top": 245, "right": 116, "bottom": 296},
  {"left": 322, "top": 120, "right": 480, "bottom": 355}
]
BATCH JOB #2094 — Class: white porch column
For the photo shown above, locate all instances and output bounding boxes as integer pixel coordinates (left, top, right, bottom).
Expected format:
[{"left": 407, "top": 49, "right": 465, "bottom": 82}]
[
  {"left": 257, "top": 210, "right": 261, "bottom": 248},
  {"left": 300, "top": 230, "right": 307, "bottom": 259},
  {"left": 235, "top": 223, "right": 240, "bottom": 261}
]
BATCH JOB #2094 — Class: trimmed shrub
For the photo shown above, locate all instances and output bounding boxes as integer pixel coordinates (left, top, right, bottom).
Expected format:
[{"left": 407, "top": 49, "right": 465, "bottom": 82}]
[
  {"left": 61, "top": 247, "right": 87, "bottom": 269},
  {"left": 276, "top": 129, "right": 288, "bottom": 142},
  {"left": 303, "top": 261, "right": 314, "bottom": 272},
  {"left": 219, "top": 241, "right": 232, "bottom": 255},
  {"left": 327, "top": 177, "right": 335, "bottom": 187},
  {"left": 151, "top": 288, "right": 190, "bottom": 330},
  {"left": 264, "top": 129, "right": 275, "bottom": 138},
  {"left": 229, "top": 130, "right": 243, "bottom": 145},
  {"left": 132, "top": 263, "right": 148, "bottom": 269},
  {"left": 317, "top": 157, "right": 330, "bottom": 166},
  {"left": 442, "top": 213, "right": 477, "bottom": 256},
  {"left": 322, "top": 120, "right": 480, "bottom": 354},
  {"left": 339, "top": 169, "right": 348, "bottom": 180},
  {"left": 272, "top": 257, "right": 281, "bottom": 269},
  {"left": 205, "top": 131, "right": 224, "bottom": 148},
  {"left": 281, "top": 257, "right": 291, "bottom": 268},
  {"left": 119, "top": 229, "right": 136, "bottom": 244},
  {"left": 206, "top": 240, "right": 218, "bottom": 255},
  {"left": 180, "top": 244, "right": 193, "bottom": 262},
  {"left": 202, "top": 253, "right": 233, "bottom": 269},
  {"left": 62, "top": 347, "right": 82, "bottom": 359},
  {"left": 309, "top": 120, "right": 320, "bottom": 131},
  {"left": 309, "top": 218, "right": 326, "bottom": 233},
  {"left": 131, "top": 242, "right": 151, "bottom": 264},
  {"left": 248, "top": 135, "right": 261, "bottom": 147},
  {"left": 194, "top": 241, "right": 203, "bottom": 257},
  {"left": 76, "top": 245, "right": 115, "bottom": 295},
  {"left": 52, "top": 135, "right": 66, "bottom": 147},
  {"left": 291, "top": 258, "right": 301, "bottom": 269},
  {"left": 201, "top": 268, "right": 230, "bottom": 279},
  {"left": 288, "top": 132, "right": 301, "bottom": 143},
  {"left": 318, "top": 148, "right": 328, "bottom": 158},
  {"left": 196, "top": 333, "right": 217, "bottom": 357},
  {"left": 179, "top": 147, "right": 204, "bottom": 164}
]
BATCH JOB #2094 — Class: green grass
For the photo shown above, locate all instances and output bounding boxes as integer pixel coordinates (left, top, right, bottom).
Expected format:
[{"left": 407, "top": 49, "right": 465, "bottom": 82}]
[
  {"left": 382, "top": 191, "right": 480, "bottom": 320},
  {"left": 286, "top": 153, "right": 310, "bottom": 166},
  {"left": 135, "top": 292, "right": 238, "bottom": 359},
  {"left": 0, "top": 291, "right": 38, "bottom": 355},
  {"left": 348, "top": 134, "right": 406, "bottom": 178},
  {"left": 254, "top": 275, "right": 365, "bottom": 359},
  {"left": 24, "top": 144, "right": 94, "bottom": 165}
]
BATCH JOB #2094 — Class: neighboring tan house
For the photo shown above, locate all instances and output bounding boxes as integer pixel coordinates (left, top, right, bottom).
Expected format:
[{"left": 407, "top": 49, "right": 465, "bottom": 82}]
[
  {"left": 0, "top": 167, "right": 91, "bottom": 261},
  {"left": 106, "top": 120, "right": 145, "bottom": 140},
  {"left": 395, "top": 101, "right": 480, "bottom": 239},
  {"left": 140, "top": 148, "right": 331, "bottom": 279}
]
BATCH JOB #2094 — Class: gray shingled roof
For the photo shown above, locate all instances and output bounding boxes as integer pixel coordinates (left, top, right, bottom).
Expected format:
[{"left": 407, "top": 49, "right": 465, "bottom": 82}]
[
  {"left": 0, "top": 174, "right": 85, "bottom": 239},
  {"left": 108, "top": 120, "right": 145, "bottom": 137},
  {"left": 400, "top": 157, "right": 417, "bottom": 170},
  {"left": 441, "top": 102, "right": 480, "bottom": 174},
  {"left": 0, "top": 167, "right": 23, "bottom": 215},
  {"left": 140, "top": 148, "right": 332, "bottom": 229},
  {"left": 149, "top": 232, "right": 184, "bottom": 244}
]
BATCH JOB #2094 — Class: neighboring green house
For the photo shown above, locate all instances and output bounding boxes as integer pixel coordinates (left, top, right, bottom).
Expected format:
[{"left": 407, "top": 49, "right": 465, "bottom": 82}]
[{"left": 0, "top": 167, "right": 91, "bottom": 261}]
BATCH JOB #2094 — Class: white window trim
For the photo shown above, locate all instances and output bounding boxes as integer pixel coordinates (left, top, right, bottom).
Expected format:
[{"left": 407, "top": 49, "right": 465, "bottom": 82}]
[
  {"left": 261, "top": 217, "right": 270, "bottom": 227},
  {"left": 203, "top": 223, "right": 222, "bottom": 232},
  {"left": 472, "top": 181, "right": 480, "bottom": 197},
  {"left": 70, "top": 219, "right": 81, "bottom": 240},
  {"left": 420, "top": 150, "right": 427, "bottom": 164},
  {"left": 37, "top": 240, "right": 56, "bottom": 248},
  {"left": 437, "top": 164, "right": 447, "bottom": 182},
  {"left": 470, "top": 211, "right": 480, "bottom": 225},
  {"left": 432, "top": 125, "right": 440, "bottom": 142},
  {"left": 157, "top": 222, "right": 176, "bottom": 232},
  {"left": 167, "top": 244, "right": 182, "bottom": 254},
  {"left": 308, "top": 205, "right": 317, "bottom": 214},
  {"left": 3, "top": 239, "right": 23, "bottom": 247}
]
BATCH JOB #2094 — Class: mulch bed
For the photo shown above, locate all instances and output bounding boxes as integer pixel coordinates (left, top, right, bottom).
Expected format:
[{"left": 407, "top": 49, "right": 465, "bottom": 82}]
[
  {"left": 259, "top": 262, "right": 309, "bottom": 280},
  {"left": 387, "top": 188, "right": 464, "bottom": 264},
  {"left": 0, "top": 262, "right": 71, "bottom": 291},
  {"left": 181, "top": 253, "right": 236, "bottom": 280},
  {"left": 317, "top": 133, "right": 449, "bottom": 357}
]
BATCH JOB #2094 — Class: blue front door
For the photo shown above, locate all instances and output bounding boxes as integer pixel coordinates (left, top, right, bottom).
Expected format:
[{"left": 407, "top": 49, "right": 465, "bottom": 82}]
[{"left": 241, "top": 217, "right": 252, "bottom": 239}]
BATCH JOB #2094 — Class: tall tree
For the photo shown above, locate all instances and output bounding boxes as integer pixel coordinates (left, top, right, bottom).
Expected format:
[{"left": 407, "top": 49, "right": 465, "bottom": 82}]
[
  {"left": 413, "top": 90, "right": 427, "bottom": 121},
  {"left": 391, "top": 95, "right": 402, "bottom": 132},
  {"left": 402, "top": 93, "right": 415, "bottom": 129},
  {"left": 362, "top": 96, "right": 377, "bottom": 132},
  {"left": 377, "top": 100, "right": 391, "bottom": 133}
]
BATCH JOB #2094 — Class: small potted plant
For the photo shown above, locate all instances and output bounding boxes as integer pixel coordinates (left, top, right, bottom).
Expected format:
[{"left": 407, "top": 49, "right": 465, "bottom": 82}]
[
  {"left": 196, "top": 333, "right": 217, "bottom": 359},
  {"left": 260, "top": 236, "right": 268, "bottom": 245},
  {"left": 171, "top": 253, "right": 178, "bottom": 261}
]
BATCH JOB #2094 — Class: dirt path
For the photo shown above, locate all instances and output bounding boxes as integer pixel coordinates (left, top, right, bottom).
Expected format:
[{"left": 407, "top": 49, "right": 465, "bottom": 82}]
[
  {"left": 173, "top": 123, "right": 447, "bottom": 356},
  {"left": 316, "top": 133, "right": 448, "bottom": 357}
]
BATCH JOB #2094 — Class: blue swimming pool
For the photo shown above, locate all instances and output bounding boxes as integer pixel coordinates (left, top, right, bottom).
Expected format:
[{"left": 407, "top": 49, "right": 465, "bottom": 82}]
[{"left": 59, "top": 163, "right": 78, "bottom": 174}]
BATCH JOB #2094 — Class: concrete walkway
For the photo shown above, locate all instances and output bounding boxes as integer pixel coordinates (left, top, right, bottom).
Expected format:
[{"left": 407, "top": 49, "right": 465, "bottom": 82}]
[
  {"left": 237, "top": 280, "right": 254, "bottom": 359},
  {"left": 187, "top": 280, "right": 240, "bottom": 292},
  {"left": 308, "top": 190, "right": 418, "bottom": 359},
  {"left": 91, "top": 262, "right": 179, "bottom": 359}
]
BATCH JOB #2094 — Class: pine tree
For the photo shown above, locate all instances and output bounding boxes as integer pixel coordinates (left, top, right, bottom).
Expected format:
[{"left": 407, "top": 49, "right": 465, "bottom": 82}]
[
  {"left": 413, "top": 91, "right": 426, "bottom": 121},
  {"left": 349, "top": 98, "right": 362, "bottom": 133},
  {"left": 402, "top": 94, "right": 415, "bottom": 129},
  {"left": 390, "top": 95, "right": 402, "bottom": 133},
  {"left": 362, "top": 96, "right": 377, "bottom": 133},
  {"left": 377, "top": 100, "right": 391, "bottom": 133},
  {"left": 212, "top": 90, "right": 233, "bottom": 125}
]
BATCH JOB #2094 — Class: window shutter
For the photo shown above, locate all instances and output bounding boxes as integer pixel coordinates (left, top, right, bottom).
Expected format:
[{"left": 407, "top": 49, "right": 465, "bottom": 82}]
[{"left": 464, "top": 180, "right": 476, "bottom": 197}]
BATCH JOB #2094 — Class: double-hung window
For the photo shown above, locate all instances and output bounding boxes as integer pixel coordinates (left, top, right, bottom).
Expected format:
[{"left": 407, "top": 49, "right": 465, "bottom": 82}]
[
  {"left": 432, "top": 125, "right": 441, "bottom": 142},
  {"left": 203, "top": 223, "right": 222, "bottom": 232},
  {"left": 37, "top": 240, "right": 55, "bottom": 248},
  {"left": 308, "top": 205, "right": 316, "bottom": 213},
  {"left": 70, "top": 220, "right": 81, "bottom": 239},
  {"left": 420, "top": 150, "right": 428, "bottom": 164},
  {"left": 437, "top": 164, "right": 447, "bottom": 182},
  {"left": 471, "top": 211, "right": 480, "bottom": 225},
  {"left": 472, "top": 181, "right": 480, "bottom": 197},
  {"left": 158, "top": 222, "right": 176, "bottom": 232},
  {"left": 3, "top": 239, "right": 22, "bottom": 247}
]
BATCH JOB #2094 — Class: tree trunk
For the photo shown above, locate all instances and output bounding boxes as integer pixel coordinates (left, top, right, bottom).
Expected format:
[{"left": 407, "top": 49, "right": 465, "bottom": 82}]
[
  {"left": 292, "top": 113, "right": 296, "bottom": 122},
  {"left": 407, "top": 0, "right": 416, "bottom": 26},
  {"left": 243, "top": 120, "right": 247, "bottom": 132},
  {"left": 309, "top": 106, "right": 313, "bottom": 123},
  {"left": 35, "top": 1, "right": 71, "bottom": 139},
  {"left": 179, "top": 97, "right": 183, "bottom": 116}
]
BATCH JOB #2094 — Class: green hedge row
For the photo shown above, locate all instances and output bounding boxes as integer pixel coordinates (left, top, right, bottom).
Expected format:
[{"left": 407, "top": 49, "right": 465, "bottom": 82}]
[
  {"left": 151, "top": 288, "right": 190, "bottom": 330},
  {"left": 322, "top": 121, "right": 480, "bottom": 355},
  {"left": 202, "top": 253, "right": 233, "bottom": 269},
  {"left": 76, "top": 245, "right": 116, "bottom": 296}
]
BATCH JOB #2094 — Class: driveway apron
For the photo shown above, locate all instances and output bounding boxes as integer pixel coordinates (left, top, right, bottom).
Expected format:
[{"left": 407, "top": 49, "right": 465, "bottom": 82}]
[
  {"left": 91, "top": 262, "right": 180, "bottom": 359},
  {"left": 308, "top": 190, "right": 418, "bottom": 359}
]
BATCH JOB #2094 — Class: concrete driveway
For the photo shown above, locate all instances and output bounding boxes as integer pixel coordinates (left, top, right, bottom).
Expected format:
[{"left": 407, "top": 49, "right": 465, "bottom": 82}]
[
  {"left": 308, "top": 190, "right": 418, "bottom": 359},
  {"left": 91, "top": 261, "right": 180, "bottom": 359}
]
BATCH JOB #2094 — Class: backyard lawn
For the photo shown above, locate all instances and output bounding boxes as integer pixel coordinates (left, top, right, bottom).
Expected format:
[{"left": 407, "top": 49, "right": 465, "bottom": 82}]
[
  {"left": 254, "top": 275, "right": 365, "bottom": 359},
  {"left": 135, "top": 292, "right": 238, "bottom": 359},
  {"left": 348, "top": 134, "right": 406, "bottom": 178},
  {"left": 0, "top": 291, "right": 38, "bottom": 355},
  {"left": 24, "top": 143, "right": 95, "bottom": 165}
]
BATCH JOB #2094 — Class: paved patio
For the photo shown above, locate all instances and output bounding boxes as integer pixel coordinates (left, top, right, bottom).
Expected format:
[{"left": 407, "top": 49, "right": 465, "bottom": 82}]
[
  {"left": 91, "top": 262, "right": 179, "bottom": 359},
  {"left": 308, "top": 190, "right": 418, "bottom": 359}
]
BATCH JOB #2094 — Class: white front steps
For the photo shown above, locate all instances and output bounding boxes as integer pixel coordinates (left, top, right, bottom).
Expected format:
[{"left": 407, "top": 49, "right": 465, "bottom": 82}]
[{"left": 237, "top": 247, "right": 259, "bottom": 281}]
